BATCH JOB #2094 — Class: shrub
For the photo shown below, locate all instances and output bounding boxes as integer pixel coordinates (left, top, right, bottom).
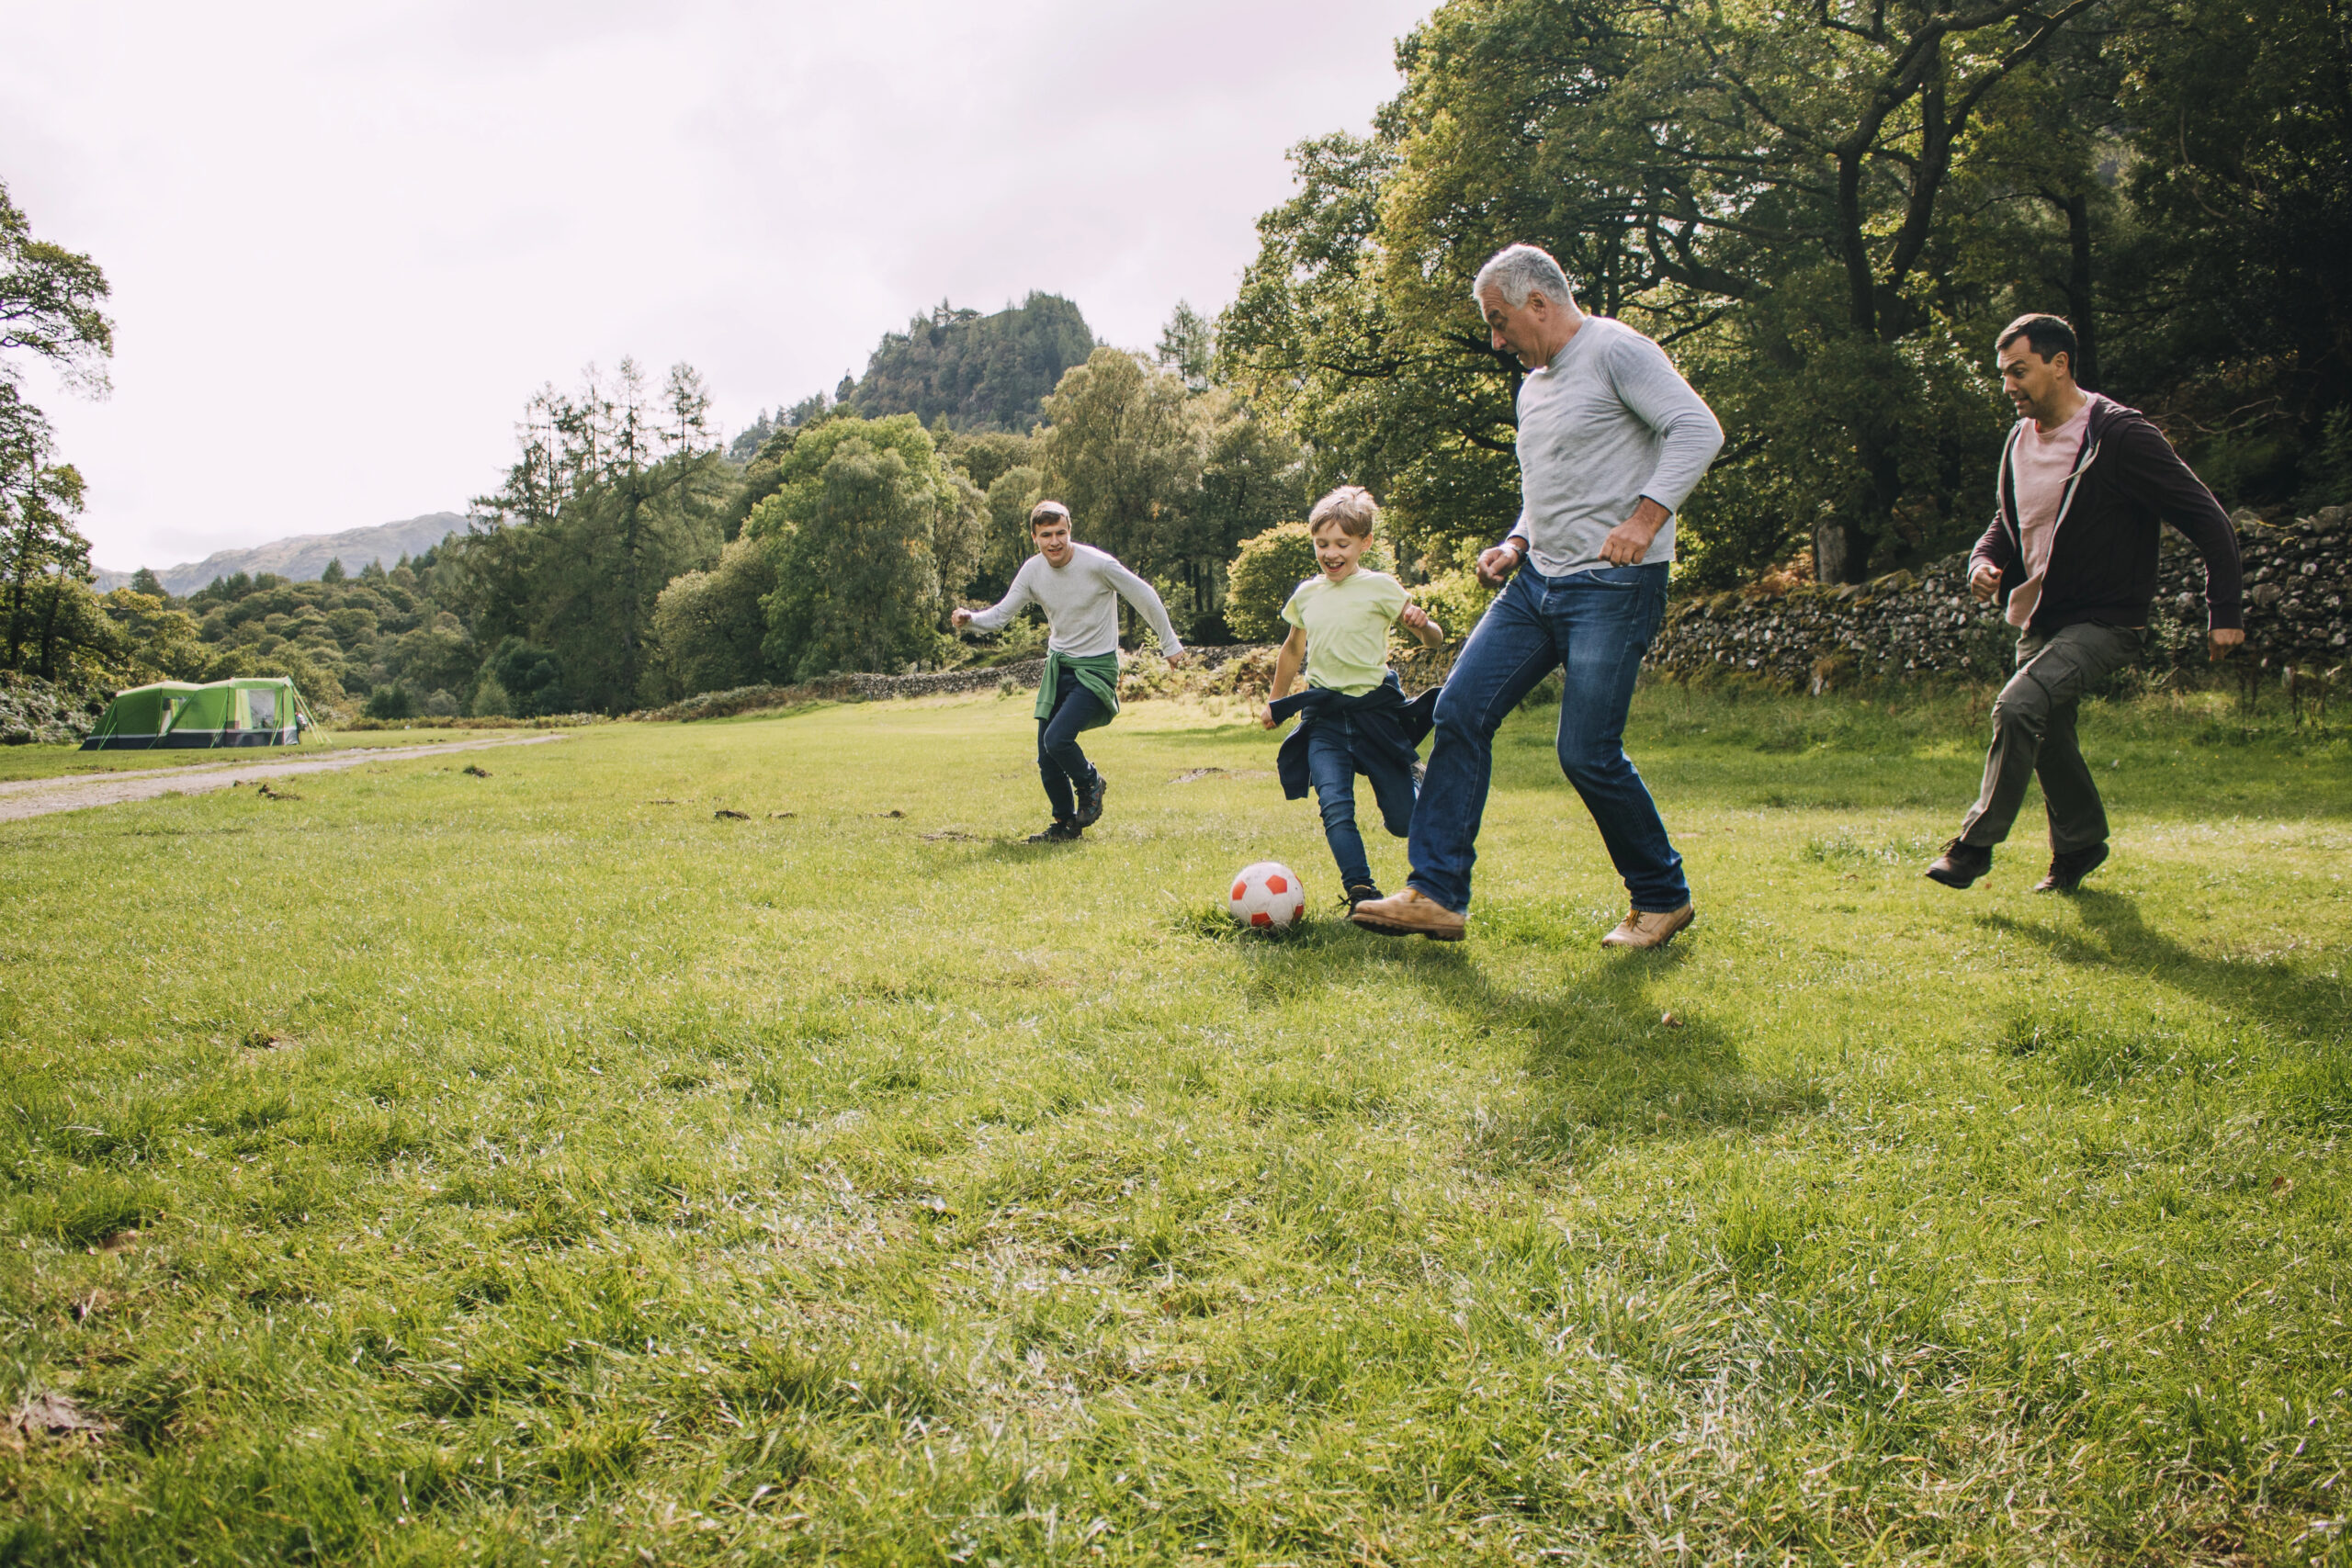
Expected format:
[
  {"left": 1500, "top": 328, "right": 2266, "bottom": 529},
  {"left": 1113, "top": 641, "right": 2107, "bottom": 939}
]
[
  {"left": 363, "top": 684, "right": 414, "bottom": 721},
  {"left": 1412, "top": 566, "right": 1495, "bottom": 649},
  {"left": 1225, "top": 523, "right": 1316, "bottom": 639},
  {"left": 481, "top": 637, "right": 565, "bottom": 716},
  {"left": 644, "top": 536, "right": 778, "bottom": 702}
]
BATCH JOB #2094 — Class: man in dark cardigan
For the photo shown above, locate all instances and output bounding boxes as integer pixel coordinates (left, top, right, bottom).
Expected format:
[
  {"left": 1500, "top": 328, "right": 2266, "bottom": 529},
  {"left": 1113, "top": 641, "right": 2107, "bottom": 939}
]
[{"left": 1927, "top": 313, "right": 2245, "bottom": 894}]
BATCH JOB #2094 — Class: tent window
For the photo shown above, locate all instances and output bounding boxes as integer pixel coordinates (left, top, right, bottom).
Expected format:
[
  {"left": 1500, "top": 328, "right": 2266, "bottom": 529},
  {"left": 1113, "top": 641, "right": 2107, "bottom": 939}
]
[{"left": 247, "top": 689, "right": 280, "bottom": 729}]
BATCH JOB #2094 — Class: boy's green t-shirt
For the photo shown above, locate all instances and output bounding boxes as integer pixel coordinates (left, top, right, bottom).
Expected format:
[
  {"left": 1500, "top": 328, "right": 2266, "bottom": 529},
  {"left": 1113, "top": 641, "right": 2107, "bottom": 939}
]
[{"left": 1281, "top": 569, "right": 1411, "bottom": 695}]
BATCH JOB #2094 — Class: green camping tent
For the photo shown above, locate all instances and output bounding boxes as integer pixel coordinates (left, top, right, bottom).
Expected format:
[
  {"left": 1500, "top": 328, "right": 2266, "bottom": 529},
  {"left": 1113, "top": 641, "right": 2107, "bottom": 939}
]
[{"left": 82, "top": 677, "right": 317, "bottom": 750}]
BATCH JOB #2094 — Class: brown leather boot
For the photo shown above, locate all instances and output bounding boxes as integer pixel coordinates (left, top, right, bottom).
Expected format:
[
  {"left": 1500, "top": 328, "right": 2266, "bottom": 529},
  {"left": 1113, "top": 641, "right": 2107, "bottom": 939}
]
[
  {"left": 2033, "top": 841, "right": 2109, "bottom": 893},
  {"left": 1349, "top": 887, "right": 1466, "bottom": 941},
  {"left": 1925, "top": 838, "right": 1992, "bottom": 888},
  {"left": 1600, "top": 904, "right": 1694, "bottom": 949}
]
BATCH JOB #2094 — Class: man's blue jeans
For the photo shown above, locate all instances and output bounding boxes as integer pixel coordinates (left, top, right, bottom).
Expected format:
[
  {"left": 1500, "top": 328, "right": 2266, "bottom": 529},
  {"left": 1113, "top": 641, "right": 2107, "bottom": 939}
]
[
  {"left": 1036, "top": 679, "right": 1104, "bottom": 822},
  {"left": 1306, "top": 714, "right": 1418, "bottom": 891},
  {"left": 1408, "top": 560, "right": 1687, "bottom": 914}
]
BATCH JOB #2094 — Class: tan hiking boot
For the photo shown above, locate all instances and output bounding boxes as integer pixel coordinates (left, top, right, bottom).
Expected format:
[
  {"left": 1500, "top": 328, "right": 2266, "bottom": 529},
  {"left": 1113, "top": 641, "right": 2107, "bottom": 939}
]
[
  {"left": 1600, "top": 904, "right": 1693, "bottom": 949},
  {"left": 1349, "top": 887, "right": 1466, "bottom": 942}
]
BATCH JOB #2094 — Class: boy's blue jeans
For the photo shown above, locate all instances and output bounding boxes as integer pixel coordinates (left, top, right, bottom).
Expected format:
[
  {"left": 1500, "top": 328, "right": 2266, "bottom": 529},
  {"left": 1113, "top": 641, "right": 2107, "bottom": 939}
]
[
  {"left": 1306, "top": 713, "right": 1417, "bottom": 891},
  {"left": 1408, "top": 560, "right": 1687, "bottom": 914}
]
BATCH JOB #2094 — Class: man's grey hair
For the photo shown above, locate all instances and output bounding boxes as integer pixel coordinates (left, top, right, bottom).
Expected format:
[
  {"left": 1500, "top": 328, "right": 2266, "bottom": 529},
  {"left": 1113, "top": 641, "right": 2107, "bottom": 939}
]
[{"left": 1472, "top": 243, "right": 1577, "bottom": 310}]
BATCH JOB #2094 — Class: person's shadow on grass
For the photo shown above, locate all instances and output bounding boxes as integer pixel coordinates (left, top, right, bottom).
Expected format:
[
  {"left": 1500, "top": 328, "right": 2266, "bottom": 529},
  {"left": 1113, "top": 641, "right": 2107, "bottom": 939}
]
[
  {"left": 1980, "top": 890, "right": 2348, "bottom": 1043},
  {"left": 1355, "top": 937, "right": 1824, "bottom": 1166}
]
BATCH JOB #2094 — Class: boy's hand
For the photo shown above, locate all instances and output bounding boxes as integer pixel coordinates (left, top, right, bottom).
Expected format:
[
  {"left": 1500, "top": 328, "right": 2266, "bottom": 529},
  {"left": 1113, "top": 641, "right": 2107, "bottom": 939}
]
[
  {"left": 1258, "top": 704, "right": 1278, "bottom": 730},
  {"left": 1398, "top": 604, "right": 1430, "bottom": 633}
]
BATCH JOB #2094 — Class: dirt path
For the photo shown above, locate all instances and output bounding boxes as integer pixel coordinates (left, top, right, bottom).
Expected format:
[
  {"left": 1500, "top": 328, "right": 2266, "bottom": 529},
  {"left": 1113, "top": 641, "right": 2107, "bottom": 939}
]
[{"left": 0, "top": 733, "right": 572, "bottom": 822}]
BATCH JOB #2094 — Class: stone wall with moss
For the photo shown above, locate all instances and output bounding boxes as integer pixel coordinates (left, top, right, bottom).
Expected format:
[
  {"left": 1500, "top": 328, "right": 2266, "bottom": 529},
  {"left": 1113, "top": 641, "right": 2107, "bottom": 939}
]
[{"left": 1649, "top": 505, "right": 2350, "bottom": 690}]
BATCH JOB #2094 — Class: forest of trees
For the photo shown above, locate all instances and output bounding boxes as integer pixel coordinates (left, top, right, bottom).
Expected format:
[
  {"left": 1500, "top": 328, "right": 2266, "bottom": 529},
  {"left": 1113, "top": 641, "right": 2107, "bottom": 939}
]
[
  {"left": 6, "top": 0, "right": 2346, "bottom": 708},
  {"left": 1222, "top": 0, "right": 2352, "bottom": 585}
]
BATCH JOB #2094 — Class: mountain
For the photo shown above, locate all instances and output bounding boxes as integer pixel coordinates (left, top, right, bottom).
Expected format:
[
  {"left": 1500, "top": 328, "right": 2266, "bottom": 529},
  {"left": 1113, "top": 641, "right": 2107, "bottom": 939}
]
[
  {"left": 850, "top": 293, "right": 1098, "bottom": 432},
  {"left": 94, "top": 512, "right": 473, "bottom": 595}
]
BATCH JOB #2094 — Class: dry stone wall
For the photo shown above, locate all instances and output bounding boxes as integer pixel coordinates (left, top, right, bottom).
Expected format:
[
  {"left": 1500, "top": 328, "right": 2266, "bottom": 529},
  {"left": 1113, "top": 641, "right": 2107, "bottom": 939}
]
[{"left": 1648, "top": 504, "right": 2350, "bottom": 689}]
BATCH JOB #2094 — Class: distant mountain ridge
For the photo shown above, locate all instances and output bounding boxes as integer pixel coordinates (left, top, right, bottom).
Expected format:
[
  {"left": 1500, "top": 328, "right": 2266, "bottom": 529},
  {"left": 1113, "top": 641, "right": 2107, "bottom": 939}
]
[{"left": 95, "top": 512, "right": 473, "bottom": 596}]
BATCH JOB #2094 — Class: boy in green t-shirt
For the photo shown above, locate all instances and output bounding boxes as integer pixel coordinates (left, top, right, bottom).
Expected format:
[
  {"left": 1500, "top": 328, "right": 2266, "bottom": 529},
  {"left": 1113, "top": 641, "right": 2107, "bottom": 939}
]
[{"left": 1258, "top": 486, "right": 1446, "bottom": 908}]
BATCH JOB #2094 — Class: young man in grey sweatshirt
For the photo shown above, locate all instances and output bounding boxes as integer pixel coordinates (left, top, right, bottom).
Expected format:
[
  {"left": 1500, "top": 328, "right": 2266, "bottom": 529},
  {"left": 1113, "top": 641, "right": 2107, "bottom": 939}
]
[
  {"left": 1353, "top": 243, "right": 1724, "bottom": 949},
  {"left": 953, "top": 502, "right": 1185, "bottom": 841}
]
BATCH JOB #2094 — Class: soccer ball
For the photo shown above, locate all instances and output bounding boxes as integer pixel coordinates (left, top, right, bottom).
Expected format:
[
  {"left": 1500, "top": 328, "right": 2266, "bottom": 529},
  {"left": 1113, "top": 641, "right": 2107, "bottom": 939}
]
[{"left": 1228, "top": 861, "right": 1306, "bottom": 929}]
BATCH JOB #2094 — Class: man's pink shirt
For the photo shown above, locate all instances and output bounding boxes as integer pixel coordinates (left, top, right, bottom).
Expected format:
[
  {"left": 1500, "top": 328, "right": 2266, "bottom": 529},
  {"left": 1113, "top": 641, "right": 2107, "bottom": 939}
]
[{"left": 2004, "top": 400, "right": 2093, "bottom": 630}]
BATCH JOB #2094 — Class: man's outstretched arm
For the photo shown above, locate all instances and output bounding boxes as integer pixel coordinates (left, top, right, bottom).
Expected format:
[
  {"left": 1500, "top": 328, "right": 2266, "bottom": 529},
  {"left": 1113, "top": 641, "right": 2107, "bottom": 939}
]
[
  {"left": 2107, "top": 418, "right": 2244, "bottom": 657},
  {"left": 1101, "top": 558, "right": 1185, "bottom": 657},
  {"left": 955, "top": 565, "right": 1035, "bottom": 633}
]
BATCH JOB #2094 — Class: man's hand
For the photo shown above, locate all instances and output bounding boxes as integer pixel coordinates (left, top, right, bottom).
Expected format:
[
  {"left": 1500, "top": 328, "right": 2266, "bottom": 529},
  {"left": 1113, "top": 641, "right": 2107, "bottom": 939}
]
[
  {"left": 1258, "top": 703, "right": 1278, "bottom": 730},
  {"left": 1164, "top": 649, "right": 1189, "bottom": 668},
  {"left": 2209, "top": 627, "right": 2245, "bottom": 661},
  {"left": 1968, "top": 561, "right": 2002, "bottom": 602},
  {"left": 1598, "top": 498, "right": 1670, "bottom": 566},
  {"left": 950, "top": 606, "right": 975, "bottom": 628},
  {"left": 1476, "top": 541, "right": 1524, "bottom": 588}
]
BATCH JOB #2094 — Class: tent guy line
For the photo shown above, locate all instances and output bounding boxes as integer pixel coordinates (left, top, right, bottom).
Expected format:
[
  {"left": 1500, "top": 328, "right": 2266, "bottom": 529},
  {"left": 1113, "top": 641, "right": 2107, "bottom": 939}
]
[{"left": 0, "top": 734, "right": 571, "bottom": 822}]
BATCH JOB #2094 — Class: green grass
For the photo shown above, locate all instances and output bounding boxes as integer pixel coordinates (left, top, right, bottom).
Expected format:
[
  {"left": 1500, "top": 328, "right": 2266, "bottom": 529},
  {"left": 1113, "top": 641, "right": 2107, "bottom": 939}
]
[{"left": 1, "top": 682, "right": 2346, "bottom": 1565}]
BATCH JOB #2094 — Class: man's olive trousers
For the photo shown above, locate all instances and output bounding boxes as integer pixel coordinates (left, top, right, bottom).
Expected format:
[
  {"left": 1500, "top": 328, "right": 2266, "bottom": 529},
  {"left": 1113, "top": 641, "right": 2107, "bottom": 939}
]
[{"left": 1958, "top": 621, "right": 2144, "bottom": 852}]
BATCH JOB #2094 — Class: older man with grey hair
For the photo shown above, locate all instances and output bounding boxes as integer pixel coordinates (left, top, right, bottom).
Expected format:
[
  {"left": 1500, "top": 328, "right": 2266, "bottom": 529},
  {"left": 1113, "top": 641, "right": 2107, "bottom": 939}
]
[{"left": 1352, "top": 243, "right": 1724, "bottom": 948}]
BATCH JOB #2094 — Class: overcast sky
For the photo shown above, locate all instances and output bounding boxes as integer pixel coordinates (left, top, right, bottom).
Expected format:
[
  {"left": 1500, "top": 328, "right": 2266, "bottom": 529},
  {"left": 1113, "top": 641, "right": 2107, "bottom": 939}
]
[{"left": 2, "top": 0, "right": 1430, "bottom": 573}]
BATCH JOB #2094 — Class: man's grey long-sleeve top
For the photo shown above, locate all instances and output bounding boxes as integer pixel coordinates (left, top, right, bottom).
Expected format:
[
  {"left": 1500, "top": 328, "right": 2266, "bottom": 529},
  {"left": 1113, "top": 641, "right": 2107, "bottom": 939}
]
[
  {"left": 1503, "top": 316, "right": 1724, "bottom": 577},
  {"left": 965, "top": 543, "right": 1184, "bottom": 658}
]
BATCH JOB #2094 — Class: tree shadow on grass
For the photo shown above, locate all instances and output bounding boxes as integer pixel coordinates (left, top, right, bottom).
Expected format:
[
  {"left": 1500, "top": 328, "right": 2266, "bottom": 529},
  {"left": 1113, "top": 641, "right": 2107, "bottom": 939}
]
[{"left": 1978, "top": 891, "right": 2351, "bottom": 1045}]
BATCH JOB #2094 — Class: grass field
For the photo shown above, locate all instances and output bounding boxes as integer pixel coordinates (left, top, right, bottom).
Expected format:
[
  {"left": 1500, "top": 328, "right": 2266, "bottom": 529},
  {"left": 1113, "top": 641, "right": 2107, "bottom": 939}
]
[{"left": 2, "top": 682, "right": 2346, "bottom": 1565}]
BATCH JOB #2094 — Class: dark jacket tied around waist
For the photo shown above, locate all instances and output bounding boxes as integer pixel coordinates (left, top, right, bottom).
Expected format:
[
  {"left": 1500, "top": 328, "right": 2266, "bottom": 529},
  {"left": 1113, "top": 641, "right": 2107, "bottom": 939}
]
[
  {"left": 1271, "top": 674, "right": 1440, "bottom": 801},
  {"left": 1971, "top": 391, "right": 2245, "bottom": 637}
]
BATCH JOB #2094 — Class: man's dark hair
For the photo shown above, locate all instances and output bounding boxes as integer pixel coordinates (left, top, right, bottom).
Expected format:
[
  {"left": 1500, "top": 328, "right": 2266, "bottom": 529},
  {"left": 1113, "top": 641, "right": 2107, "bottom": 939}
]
[
  {"left": 1029, "top": 500, "right": 1071, "bottom": 528},
  {"left": 1996, "top": 313, "right": 2078, "bottom": 371}
]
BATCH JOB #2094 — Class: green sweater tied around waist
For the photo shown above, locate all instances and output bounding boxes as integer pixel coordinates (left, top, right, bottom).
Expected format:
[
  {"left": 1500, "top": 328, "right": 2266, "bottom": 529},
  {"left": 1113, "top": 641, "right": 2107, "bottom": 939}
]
[{"left": 1035, "top": 649, "right": 1121, "bottom": 730}]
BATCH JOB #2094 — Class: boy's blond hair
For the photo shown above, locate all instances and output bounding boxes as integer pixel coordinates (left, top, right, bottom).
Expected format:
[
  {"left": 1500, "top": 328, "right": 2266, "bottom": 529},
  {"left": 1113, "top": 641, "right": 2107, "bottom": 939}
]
[{"left": 1307, "top": 485, "right": 1379, "bottom": 540}]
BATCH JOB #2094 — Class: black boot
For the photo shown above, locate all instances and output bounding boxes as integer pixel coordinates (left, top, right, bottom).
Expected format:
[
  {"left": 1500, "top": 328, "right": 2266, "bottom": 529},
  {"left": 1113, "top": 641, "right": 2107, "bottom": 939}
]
[
  {"left": 1076, "top": 771, "right": 1108, "bottom": 828},
  {"left": 2033, "top": 841, "right": 2109, "bottom": 893},
  {"left": 1027, "top": 818, "right": 1082, "bottom": 843},
  {"left": 1925, "top": 838, "right": 1992, "bottom": 888},
  {"left": 1344, "top": 881, "right": 1384, "bottom": 910}
]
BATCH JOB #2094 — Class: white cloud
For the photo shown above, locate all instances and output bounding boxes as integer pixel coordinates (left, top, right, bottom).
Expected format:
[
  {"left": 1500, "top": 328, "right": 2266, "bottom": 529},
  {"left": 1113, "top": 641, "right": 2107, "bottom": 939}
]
[{"left": 1, "top": 0, "right": 1427, "bottom": 571}]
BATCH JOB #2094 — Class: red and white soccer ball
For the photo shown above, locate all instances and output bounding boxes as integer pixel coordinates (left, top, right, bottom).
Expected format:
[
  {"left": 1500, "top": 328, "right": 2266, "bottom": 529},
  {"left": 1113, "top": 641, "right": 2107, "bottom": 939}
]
[{"left": 1228, "top": 861, "right": 1306, "bottom": 930}]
